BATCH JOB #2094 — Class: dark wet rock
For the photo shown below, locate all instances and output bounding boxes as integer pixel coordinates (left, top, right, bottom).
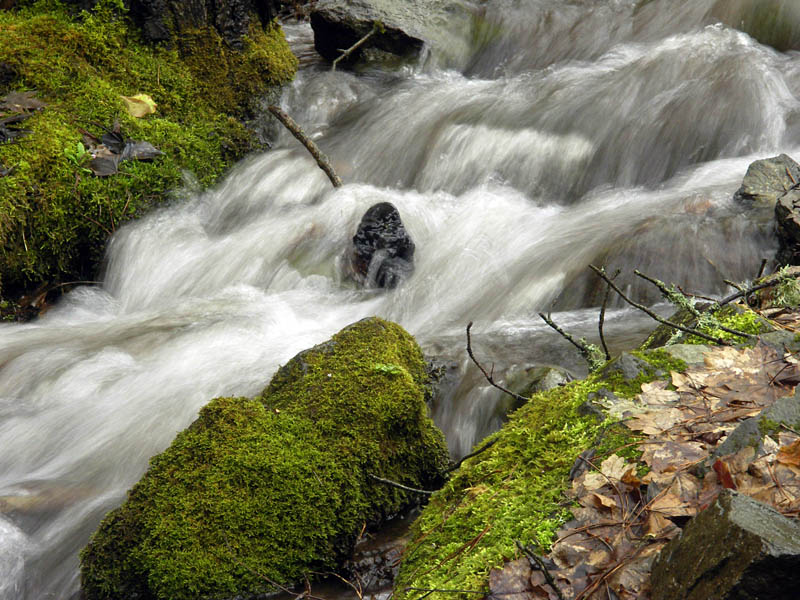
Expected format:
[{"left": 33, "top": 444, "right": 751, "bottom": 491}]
[
  {"left": 310, "top": 0, "right": 474, "bottom": 67},
  {"left": 711, "top": 0, "right": 800, "bottom": 53},
  {"left": 775, "top": 189, "right": 800, "bottom": 266},
  {"left": 734, "top": 154, "right": 800, "bottom": 206},
  {"left": 661, "top": 343, "right": 711, "bottom": 367},
  {"left": 651, "top": 489, "right": 800, "bottom": 600},
  {"left": 350, "top": 202, "right": 415, "bottom": 288}
]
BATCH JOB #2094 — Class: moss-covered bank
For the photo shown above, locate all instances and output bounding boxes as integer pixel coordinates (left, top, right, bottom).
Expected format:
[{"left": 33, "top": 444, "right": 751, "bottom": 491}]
[
  {"left": 80, "top": 318, "right": 450, "bottom": 600},
  {"left": 394, "top": 350, "right": 686, "bottom": 600},
  {"left": 0, "top": 0, "right": 297, "bottom": 307}
]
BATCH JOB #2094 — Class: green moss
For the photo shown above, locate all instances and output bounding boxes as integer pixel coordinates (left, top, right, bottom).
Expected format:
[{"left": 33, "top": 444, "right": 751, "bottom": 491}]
[
  {"left": 683, "top": 306, "right": 769, "bottom": 345},
  {"left": 80, "top": 318, "right": 449, "bottom": 600},
  {"left": 0, "top": 0, "right": 297, "bottom": 300},
  {"left": 394, "top": 350, "right": 686, "bottom": 600}
]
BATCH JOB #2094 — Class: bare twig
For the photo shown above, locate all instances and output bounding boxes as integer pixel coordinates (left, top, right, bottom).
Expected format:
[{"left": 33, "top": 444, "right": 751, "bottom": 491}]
[
  {"left": 516, "top": 541, "right": 566, "bottom": 600},
  {"left": 466, "top": 322, "right": 528, "bottom": 403},
  {"left": 634, "top": 270, "right": 754, "bottom": 340},
  {"left": 757, "top": 258, "right": 768, "bottom": 279},
  {"left": 718, "top": 270, "right": 800, "bottom": 306},
  {"left": 598, "top": 268, "right": 621, "bottom": 361},
  {"left": 446, "top": 438, "right": 498, "bottom": 473},
  {"left": 538, "top": 312, "right": 604, "bottom": 370},
  {"left": 369, "top": 473, "right": 434, "bottom": 495},
  {"left": 332, "top": 22, "right": 381, "bottom": 71},
  {"left": 589, "top": 265, "right": 729, "bottom": 345},
  {"left": 267, "top": 105, "right": 343, "bottom": 188}
]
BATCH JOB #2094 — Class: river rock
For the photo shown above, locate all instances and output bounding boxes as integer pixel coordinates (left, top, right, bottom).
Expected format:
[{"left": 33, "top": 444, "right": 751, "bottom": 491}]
[
  {"left": 350, "top": 202, "right": 415, "bottom": 288},
  {"left": 776, "top": 188, "right": 800, "bottom": 266},
  {"left": 310, "top": 0, "right": 474, "bottom": 67},
  {"left": 734, "top": 154, "right": 800, "bottom": 206},
  {"left": 80, "top": 318, "right": 449, "bottom": 600},
  {"left": 651, "top": 489, "right": 800, "bottom": 600}
]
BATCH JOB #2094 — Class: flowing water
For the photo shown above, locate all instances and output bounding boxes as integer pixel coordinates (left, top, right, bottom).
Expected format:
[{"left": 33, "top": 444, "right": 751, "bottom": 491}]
[{"left": 2, "top": 0, "right": 800, "bottom": 597}]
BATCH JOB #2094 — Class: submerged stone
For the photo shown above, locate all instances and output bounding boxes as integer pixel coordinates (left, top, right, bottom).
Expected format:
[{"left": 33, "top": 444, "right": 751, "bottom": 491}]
[
  {"left": 80, "top": 318, "right": 449, "bottom": 600},
  {"left": 776, "top": 189, "right": 800, "bottom": 266},
  {"left": 651, "top": 489, "right": 800, "bottom": 600}
]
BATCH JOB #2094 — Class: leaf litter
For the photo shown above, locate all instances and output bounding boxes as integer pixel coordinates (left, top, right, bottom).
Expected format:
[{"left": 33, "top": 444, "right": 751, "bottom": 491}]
[{"left": 489, "top": 337, "right": 800, "bottom": 600}]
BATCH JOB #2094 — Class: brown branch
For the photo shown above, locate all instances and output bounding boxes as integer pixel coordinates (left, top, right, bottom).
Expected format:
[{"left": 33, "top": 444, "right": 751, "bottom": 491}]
[
  {"left": 538, "top": 312, "right": 603, "bottom": 370},
  {"left": 516, "top": 542, "right": 566, "bottom": 600},
  {"left": 633, "top": 270, "right": 754, "bottom": 340},
  {"left": 267, "top": 105, "right": 343, "bottom": 188},
  {"left": 446, "top": 437, "right": 498, "bottom": 473},
  {"left": 598, "top": 268, "right": 621, "bottom": 361},
  {"left": 589, "top": 265, "right": 729, "bottom": 345},
  {"left": 332, "top": 22, "right": 380, "bottom": 71},
  {"left": 466, "top": 322, "right": 528, "bottom": 404},
  {"left": 368, "top": 473, "right": 434, "bottom": 495}
]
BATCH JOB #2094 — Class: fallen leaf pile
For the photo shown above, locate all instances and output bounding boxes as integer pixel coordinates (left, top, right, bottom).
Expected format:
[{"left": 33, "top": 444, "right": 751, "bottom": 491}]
[
  {"left": 1, "top": 91, "right": 47, "bottom": 176},
  {"left": 489, "top": 339, "right": 800, "bottom": 600},
  {"left": 80, "top": 120, "right": 164, "bottom": 177}
]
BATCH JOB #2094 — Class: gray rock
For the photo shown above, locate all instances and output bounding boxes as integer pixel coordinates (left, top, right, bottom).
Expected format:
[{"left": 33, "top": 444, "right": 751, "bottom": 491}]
[
  {"left": 310, "top": 0, "right": 475, "bottom": 67},
  {"left": 661, "top": 344, "right": 711, "bottom": 367},
  {"left": 507, "top": 365, "right": 574, "bottom": 397},
  {"left": 599, "top": 352, "right": 658, "bottom": 381},
  {"left": 776, "top": 188, "right": 800, "bottom": 266},
  {"left": 711, "top": 0, "right": 800, "bottom": 53},
  {"left": 758, "top": 330, "right": 800, "bottom": 354},
  {"left": 349, "top": 202, "right": 415, "bottom": 289},
  {"left": 713, "top": 393, "right": 800, "bottom": 459},
  {"left": 651, "top": 489, "right": 800, "bottom": 600},
  {"left": 734, "top": 154, "right": 800, "bottom": 206}
]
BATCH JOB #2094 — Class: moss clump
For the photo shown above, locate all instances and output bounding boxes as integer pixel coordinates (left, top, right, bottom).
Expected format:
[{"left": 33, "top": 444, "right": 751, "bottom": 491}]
[
  {"left": 682, "top": 306, "right": 770, "bottom": 345},
  {"left": 0, "top": 0, "right": 297, "bottom": 301},
  {"left": 394, "top": 351, "right": 686, "bottom": 600},
  {"left": 80, "top": 318, "right": 449, "bottom": 600}
]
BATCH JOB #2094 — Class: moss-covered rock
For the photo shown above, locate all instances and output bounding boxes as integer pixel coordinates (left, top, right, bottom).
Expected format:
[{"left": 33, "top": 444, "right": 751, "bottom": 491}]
[
  {"left": 80, "top": 317, "right": 450, "bottom": 600},
  {"left": 393, "top": 350, "right": 686, "bottom": 600},
  {"left": 0, "top": 0, "right": 297, "bottom": 305}
]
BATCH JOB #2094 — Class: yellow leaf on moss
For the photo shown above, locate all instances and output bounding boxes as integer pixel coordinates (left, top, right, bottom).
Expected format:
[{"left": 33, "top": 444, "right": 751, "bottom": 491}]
[{"left": 120, "top": 94, "right": 156, "bottom": 117}]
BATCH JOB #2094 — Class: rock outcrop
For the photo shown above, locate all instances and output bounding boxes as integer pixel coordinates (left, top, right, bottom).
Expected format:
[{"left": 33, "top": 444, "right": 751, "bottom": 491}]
[
  {"left": 350, "top": 202, "right": 415, "bottom": 288},
  {"left": 80, "top": 318, "right": 449, "bottom": 600},
  {"left": 734, "top": 154, "right": 800, "bottom": 206},
  {"left": 776, "top": 189, "right": 800, "bottom": 266},
  {"left": 310, "top": 0, "right": 475, "bottom": 67},
  {"left": 651, "top": 489, "right": 800, "bottom": 600}
]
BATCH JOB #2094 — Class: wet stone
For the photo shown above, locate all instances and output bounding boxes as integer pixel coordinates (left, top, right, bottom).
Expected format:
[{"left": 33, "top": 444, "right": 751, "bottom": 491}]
[
  {"left": 651, "top": 489, "right": 800, "bottom": 600},
  {"left": 733, "top": 154, "right": 800, "bottom": 206},
  {"left": 350, "top": 202, "right": 415, "bottom": 288}
]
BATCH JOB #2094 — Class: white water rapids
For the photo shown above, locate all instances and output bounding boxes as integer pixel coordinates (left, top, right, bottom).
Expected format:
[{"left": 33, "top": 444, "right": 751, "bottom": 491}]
[{"left": 2, "top": 0, "right": 800, "bottom": 597}]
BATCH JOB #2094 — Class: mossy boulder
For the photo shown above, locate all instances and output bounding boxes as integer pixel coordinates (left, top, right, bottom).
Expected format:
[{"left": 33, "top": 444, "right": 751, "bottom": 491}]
[
  {"left": 0, "top": 0, "right": 297, "bottom": 307},
  {"left": 80, "top": 317, "right": 450, "bottom": 600},
  {"left": 393, "top": 350, "right": 686, "bottom": 600}
]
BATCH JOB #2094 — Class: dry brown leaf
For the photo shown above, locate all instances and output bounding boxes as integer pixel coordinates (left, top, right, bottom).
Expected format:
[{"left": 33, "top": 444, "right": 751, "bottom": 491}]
[
  {"left": 645, "top": 512, "right": 677, "bottom": 538},
  {"left": 777, "top": 439, "right": 800, "bottom": 467},
  {"left": 640, "top": 440, "right": 706, "bottom": 473},
  {"left": 627, "top": 408, "right": 684, "bottom": 435},
  {"left": 590, "top": 493, "right": 618, "bottom": 510}
]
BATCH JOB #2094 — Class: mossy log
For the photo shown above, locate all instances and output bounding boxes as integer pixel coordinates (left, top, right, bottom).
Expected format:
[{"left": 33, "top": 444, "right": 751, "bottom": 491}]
[{"left": 80, "top": 317, "right": 450, "bottom": 600}]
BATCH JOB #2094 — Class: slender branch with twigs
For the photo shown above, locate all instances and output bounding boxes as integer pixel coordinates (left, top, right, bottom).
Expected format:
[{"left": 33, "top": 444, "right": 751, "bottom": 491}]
[
  {"left": 538, "top": 312, "right": 605, "bottom": 371},
  {"left": 332, "top": 22, "right": 382, "bottom": 71},
  {"left": 267, "top": 106, "right": 343, "bottom": 188},
  {"left": 516, "top": 541, "right": 566, "bottom": 600},
  {"left": 589, "top": 265, "right": 730, "bottom": 345},
  {"left": 466, "top": 322, "right": 528, "bottom": 403},
  {"left": 369, "top": 473, "right": 434, "bottom": 495},
  {"left": 598, "top": 268, "right": 621, "bottom": 360}
]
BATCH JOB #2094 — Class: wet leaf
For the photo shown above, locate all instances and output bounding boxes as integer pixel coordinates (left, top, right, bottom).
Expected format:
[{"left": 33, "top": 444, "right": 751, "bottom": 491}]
[
  {"left": 777, "top": 439, "right": 800, "bottom": 467},
  {"left": 713, "top": 459, "right": 737, "bottom": 490},
  {"left": 0, "top": 90, "right": 46, "bottom": 112}
]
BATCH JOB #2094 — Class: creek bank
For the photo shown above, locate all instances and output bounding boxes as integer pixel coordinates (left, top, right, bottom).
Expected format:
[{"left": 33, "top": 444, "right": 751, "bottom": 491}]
[
  {"left": 0, "top": 0, "right": 297, "bottom": 316},
  {"left": 80, "top": 317, "right": 449, "bottom": 600}
]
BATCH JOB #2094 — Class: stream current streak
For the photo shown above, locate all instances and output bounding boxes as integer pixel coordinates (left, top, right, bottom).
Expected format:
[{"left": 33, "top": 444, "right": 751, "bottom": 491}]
[{"left": 1, "top": 1, "right": 799, "bottom": 597}]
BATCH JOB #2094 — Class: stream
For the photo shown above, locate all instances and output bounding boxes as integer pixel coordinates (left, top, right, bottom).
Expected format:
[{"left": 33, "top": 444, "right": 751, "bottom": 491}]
[{"left": 2, "top": 0, "right": 800, "bottom": 597}]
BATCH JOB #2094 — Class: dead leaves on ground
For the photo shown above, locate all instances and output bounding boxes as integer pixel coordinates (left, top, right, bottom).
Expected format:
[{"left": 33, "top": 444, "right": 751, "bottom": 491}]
[{"left": 488, "top": 340, "right": 800, "bottom": 600}]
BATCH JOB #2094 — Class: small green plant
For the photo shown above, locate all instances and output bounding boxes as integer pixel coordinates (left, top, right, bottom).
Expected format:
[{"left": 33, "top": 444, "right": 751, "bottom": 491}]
[
  {"left": 373, "top": 362, "right": 405, "bottom": 376},
  {"left": 63, "top": 141, "right": 92, "bottom": 172}
]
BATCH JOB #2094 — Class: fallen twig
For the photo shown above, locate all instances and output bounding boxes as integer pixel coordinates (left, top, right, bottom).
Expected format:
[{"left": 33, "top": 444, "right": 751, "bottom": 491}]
[
  {"left": 516, "top": 541, "right": 566, "bottom": 600},
  {"left": 267, "top": 105, "right": 343, "bottom": 188},
  {"left": 634, "top": 270, "right": 754, "bottom": 340},
  {"left": 598, "top": 268, "right": 621, "bottom": 361},
  {"left": 332, "top": 22, "right": 381, "bottom": 71},
  {"left": 590, "top": 265, "right": 729, "bottom": 345},
  {"left": 446, "top": 437, "right": 498, "bottom": 473},
  {"left": 466, "top": 322, "right": 528, "bottom": 403},
  {"left": 369, "top": 473, "right": 434, "bottom": 495},
  {"left": 538, "top": 312, "right": 604, "bottom": 371}
]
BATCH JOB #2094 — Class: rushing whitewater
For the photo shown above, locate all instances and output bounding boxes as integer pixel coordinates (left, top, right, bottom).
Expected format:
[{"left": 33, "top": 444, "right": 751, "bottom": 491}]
[{"left": 2, "top": 1, "right": 800, "bottom": 597}]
